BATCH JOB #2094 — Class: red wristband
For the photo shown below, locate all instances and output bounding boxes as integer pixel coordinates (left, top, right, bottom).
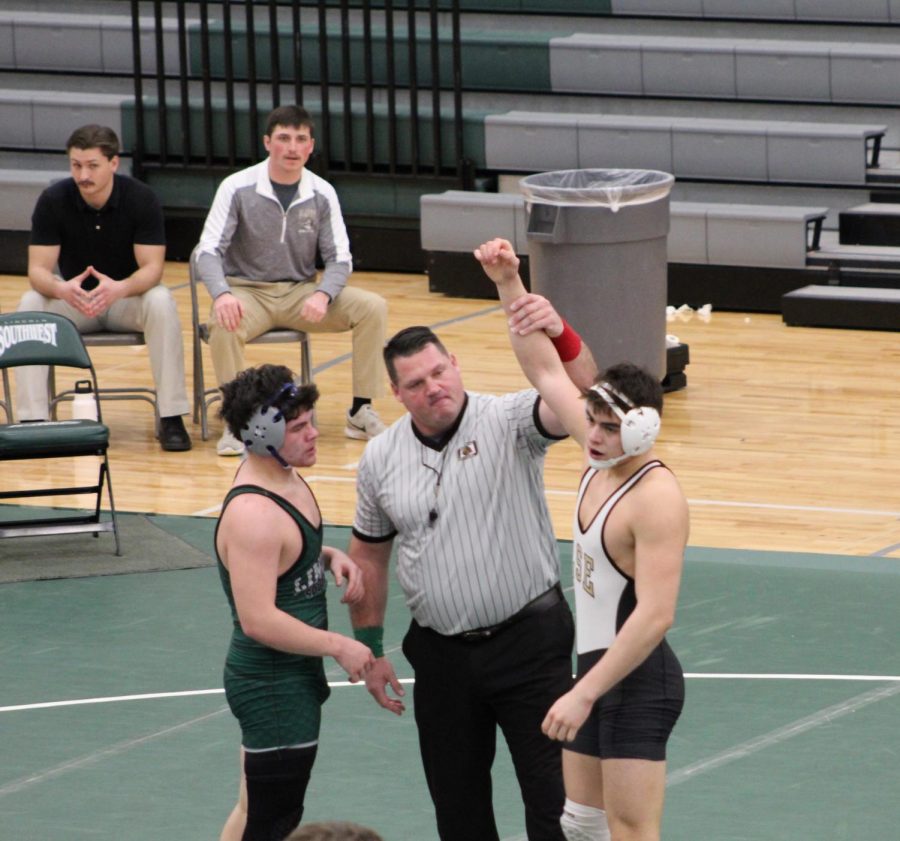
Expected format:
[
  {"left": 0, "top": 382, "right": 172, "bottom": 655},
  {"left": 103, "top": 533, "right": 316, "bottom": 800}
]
[{"left": 550, "top": 320, "right": 582, "bottom": 362}]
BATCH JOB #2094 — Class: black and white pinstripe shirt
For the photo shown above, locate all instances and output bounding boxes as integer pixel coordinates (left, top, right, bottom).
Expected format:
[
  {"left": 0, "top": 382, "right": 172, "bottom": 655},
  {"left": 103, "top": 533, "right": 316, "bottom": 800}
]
[{"left": 353, "top": 390, "right": 565, "bottom": 635}]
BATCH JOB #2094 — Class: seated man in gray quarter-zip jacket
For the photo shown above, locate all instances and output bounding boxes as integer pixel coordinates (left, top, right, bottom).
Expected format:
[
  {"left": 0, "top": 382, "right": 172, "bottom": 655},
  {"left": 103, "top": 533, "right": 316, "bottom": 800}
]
[{"left": 194, "top": 104, "right": 388, "bottom": 456}]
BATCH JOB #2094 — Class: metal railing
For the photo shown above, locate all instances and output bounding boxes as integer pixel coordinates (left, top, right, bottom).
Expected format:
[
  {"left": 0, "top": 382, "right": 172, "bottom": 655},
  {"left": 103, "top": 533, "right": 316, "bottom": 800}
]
[{"left": 129, "top": 0, "right": 469, "bottom": 186}]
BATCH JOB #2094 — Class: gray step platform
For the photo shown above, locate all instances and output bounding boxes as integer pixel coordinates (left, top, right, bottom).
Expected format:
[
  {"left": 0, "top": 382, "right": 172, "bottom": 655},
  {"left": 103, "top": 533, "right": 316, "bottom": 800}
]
[
  {"left": 485, "top": 111, "right": 885, "bottom": 187},
  {"left": 782, "top": 285, "right": 900, "bottom": 330},
  {"left": 0, "top": 11, "right": 183, "bottom": 74},
  {"left": 0, "top": 88, "right": 128, "bottom": 151},
  {"left": 421, "top": 190, "right": 829, "bottom": 270},
  {"left": 839, "top": 202, "right": 900, "bottom": 246},
  {"left": 610, "top": 0, "right": 900, "bottom": 22},
  {"left": 0, "top": 169, "right": 62, "bottom": 230},
  {"left": 672, "top": 202, "right": 828, "bottom": 269},
  {"left": 550, "top": 34, "right": 900, "bottom": 106},
  {"left": 5, "top": 10, "right": 900, "bottom": 108},
  {"left": 807, "top": 230, "right": 900, "bottom": 269},
  {"left": 421, "top": 191, "right": 529, "bottom": 254}
]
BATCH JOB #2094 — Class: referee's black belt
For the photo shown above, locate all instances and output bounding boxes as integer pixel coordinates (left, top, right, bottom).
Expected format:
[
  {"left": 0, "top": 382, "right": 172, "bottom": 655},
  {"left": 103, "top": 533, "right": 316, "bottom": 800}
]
[{"left": 453, "top": 584, "right": 563, "bottom": 643}]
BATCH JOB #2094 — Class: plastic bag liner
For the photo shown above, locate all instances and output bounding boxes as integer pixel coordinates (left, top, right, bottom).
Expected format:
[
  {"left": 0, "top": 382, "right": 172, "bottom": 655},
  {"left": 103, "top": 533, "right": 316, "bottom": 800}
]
[{"left": 520, "top": 168, "right": 674, "bottom": 213}]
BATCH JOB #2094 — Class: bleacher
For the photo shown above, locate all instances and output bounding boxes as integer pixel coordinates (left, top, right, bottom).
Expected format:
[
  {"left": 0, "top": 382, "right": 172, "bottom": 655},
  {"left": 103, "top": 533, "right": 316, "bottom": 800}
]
[{"left": 0, "top": 0, "right": 898, "bottom": 329}]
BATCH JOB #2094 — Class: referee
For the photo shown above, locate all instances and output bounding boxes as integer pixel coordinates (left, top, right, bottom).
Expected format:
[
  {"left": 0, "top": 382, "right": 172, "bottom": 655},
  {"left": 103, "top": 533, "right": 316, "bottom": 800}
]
[{"left": 349, "top": 313, "right": 597, "bottom": 841}]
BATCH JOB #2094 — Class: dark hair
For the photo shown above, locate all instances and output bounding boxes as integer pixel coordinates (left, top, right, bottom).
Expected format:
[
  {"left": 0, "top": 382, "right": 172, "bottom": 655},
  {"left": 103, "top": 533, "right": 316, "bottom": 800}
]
[
  {"left": 587, "top": 362, "right": 663, "bottom": 416},
  {"left": 383, "top": 326, "right": 449, "bottom": 384},
  {"left": 285, "top": 821, "right": 384, "bottom": 841},
  {"left": 218, "top": 364, "right": 319, "bottom": 438},
  {"left": 265, "top": 105, "right": 315, "bottom": 138},
  {"left": 65, "top": 125, "right": 120, "bottom": 159}
]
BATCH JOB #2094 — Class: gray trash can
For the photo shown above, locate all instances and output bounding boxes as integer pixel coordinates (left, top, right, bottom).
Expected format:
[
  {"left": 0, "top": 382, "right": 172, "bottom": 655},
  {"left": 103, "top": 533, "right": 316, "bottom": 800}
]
[{"left": 520, "top": 168, "right": 674, "bottom": 380}]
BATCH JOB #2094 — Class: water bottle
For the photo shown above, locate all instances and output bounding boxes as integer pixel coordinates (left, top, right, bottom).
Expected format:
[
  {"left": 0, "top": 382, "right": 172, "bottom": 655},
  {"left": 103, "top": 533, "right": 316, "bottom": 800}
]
[{"left": 71, "top": 380, "right": 98, "bottom": 421}]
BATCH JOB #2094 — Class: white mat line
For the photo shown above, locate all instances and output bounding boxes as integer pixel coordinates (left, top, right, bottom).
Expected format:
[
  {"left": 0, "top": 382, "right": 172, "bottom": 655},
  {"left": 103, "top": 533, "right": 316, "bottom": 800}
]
[
  {"left": 3, "top": 674, "right": 897, "bottom": 714},
  {"left": 0, "top": 688, "right": 226, "bottom": 712},
  {"left": 506, "top": 680, "right": 897, "bottom": 841},
  {"left": 667, "top": 682, "right": 900, "bottom": 787},
  {"left": 0, "top": 707, "right": 228, "bottom": 798}
]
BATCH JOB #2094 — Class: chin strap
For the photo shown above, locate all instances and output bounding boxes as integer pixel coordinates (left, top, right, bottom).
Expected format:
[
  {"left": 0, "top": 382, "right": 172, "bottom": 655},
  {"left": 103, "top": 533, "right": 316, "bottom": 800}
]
[
  {"left": 265, "top": 445, "right": 291, "bottom": 469},
  {"left": 588, "top": 452, "right": 631, "bottom": 470}
]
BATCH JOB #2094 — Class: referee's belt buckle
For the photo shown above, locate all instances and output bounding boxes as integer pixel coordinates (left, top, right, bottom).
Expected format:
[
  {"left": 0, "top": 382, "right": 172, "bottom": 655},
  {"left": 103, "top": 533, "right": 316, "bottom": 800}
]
[
  {"left": 456, "top": 626, "right": 499, "bottom": 643},
  {"left": 454, "top": 584, "right": 562, "bottom": 643}
]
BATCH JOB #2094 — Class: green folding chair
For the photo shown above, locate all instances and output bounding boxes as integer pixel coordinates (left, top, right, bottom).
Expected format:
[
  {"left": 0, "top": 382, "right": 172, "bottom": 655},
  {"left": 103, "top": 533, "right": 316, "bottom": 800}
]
[{"left": 0, "top": 311, "right": 121, "bottom": 555}]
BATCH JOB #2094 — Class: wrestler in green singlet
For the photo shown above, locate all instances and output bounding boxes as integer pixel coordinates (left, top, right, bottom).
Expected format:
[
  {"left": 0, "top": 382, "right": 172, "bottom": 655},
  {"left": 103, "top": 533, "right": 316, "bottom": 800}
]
[{"left": 216, "top": 483, "right": 331, "bottom": 750}]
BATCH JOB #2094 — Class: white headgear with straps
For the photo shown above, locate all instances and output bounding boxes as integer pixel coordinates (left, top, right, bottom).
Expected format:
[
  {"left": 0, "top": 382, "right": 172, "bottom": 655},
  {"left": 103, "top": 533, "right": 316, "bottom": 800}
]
[{"left": 588, "top": 382, "right": 660, "bottom": 469}]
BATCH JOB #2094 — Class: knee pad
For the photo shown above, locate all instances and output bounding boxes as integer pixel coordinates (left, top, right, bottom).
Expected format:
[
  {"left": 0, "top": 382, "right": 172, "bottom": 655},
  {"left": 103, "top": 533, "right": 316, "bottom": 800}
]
[
  {"left": 560, "top": 798, "right": 610, "bottom": 841},
  {"left": 242, "top": 745, "right": 317, "bottom": 841}
]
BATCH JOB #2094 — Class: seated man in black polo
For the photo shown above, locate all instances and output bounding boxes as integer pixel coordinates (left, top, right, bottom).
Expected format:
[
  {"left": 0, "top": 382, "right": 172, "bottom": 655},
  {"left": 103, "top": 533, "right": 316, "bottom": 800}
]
[{"left": 15, "top": 124, "right": 191, "bottom": 451}]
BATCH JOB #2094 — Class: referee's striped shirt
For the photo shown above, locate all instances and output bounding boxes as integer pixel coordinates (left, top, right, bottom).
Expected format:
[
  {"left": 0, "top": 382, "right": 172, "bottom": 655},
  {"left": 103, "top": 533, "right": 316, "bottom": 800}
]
[{"left": 353, "top": 389, "right": 565, "bottom": 636}]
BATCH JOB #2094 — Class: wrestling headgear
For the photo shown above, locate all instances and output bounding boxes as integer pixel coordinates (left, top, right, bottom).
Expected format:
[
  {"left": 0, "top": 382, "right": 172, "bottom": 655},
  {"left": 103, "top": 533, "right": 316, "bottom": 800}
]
[
  {"left": 240, "top": 381, "right": 300, "bottom": 467},
  {"left": 588, "top": 382, "right": 660, "bottom": 469}
]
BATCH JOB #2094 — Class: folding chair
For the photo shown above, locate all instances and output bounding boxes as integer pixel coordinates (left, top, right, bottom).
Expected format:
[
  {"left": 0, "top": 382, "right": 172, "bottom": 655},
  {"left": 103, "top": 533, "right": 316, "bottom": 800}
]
[
  {"left": 0, "top": 368, "right": 10, "bottom": 421},
  {"left": 0, "top": 311, "right": 121, "bottom": 555},
  {"left": 189, "top": 247, "right": 312, "bottom": 441},
  {"left": 48, "top": 331, "right": 159, "bottom": 432},
  {"left": 0, "top": 306, "right": 13, "bottom": 423},
  {"left": 0, "top": 308, "right": 9, "bottom": 422}
]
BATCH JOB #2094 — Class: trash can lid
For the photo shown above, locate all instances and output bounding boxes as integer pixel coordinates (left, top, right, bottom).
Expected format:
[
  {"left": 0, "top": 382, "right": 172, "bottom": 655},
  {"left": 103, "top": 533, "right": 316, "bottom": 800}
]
[{"left": 520, "top": 168, "right": 674, "bottom": 213}]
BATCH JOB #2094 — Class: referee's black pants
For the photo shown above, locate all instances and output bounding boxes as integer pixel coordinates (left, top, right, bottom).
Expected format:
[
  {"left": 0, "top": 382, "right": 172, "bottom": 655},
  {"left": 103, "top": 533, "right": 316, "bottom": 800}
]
[{"left": 402, "top": 597, "right": 574, "bottom": 841}]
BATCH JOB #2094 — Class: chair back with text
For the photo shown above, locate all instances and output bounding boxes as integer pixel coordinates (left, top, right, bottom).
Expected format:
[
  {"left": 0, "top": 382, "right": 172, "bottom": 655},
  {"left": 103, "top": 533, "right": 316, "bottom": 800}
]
[{"left": 0, "top": 312, "right": 121, "bottom": 555}]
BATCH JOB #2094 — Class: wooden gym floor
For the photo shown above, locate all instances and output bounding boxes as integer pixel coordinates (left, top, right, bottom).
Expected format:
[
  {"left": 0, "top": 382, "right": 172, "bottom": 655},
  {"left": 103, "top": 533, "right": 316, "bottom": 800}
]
[{"left": 0, "top": 263, "right": 898, "bottom": 555}]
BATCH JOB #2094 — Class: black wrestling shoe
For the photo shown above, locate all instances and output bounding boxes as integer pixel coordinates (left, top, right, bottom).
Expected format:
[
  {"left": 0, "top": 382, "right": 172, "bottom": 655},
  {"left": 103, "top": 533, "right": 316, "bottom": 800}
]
[{"left": 158, "top": 415, "right": 193, "bottom": 451}]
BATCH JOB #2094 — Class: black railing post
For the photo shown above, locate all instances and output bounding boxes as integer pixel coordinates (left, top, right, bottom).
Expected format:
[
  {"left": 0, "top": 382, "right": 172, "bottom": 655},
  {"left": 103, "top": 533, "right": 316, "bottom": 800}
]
[
  {"left": 153, "top": 0, "right": 168, "bottom": 166},
  {"left": 428, "top": 0, "right": 441, "bottom": 176},
  {"left": 223, "top": 0, "right": 237, "bottom": 167},
  {"left": 340, "top": 0, "right": 353, "bottom": 171},
  {"left": 268, "top": 0, "right": 281, "bottom": 109},
  {"left": 245, "top": 0, "right": 261, "bottom": 160},
  {"left": 130, "top": 0, "right": 145, "bottom": 179},
  {"left": 199, "top": 1, "right": 214, "bottom": 167},
  {"left": 176, "top": 1, "right": 192, "bottom": 164},
  {"left": 451, "top": 0, "right": 467, "bottom": 185},
  {"left": 407, "top": 2, "right": 420, "bottom": 177},
  {"left": 317, "top": 1, "right": 331, "bottom": 172},
  {"left": 363, "top": 0, "right": 375, "bottom": 173},
  {"left": 128, "top": 0, "right": 469, "bottom": 190},
  {"left": 291, "top": 0, "right": 303, "bottom": 107},
  {"left": 385, "top": 0, "right": 398, "bottom": 175}
]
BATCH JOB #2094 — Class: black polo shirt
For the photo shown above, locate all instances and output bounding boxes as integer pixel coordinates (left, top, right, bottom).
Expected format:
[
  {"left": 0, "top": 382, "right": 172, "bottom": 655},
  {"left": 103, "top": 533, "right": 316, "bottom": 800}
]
[{"left": 30, "top": 174, "right": 165, "bottom": 281}]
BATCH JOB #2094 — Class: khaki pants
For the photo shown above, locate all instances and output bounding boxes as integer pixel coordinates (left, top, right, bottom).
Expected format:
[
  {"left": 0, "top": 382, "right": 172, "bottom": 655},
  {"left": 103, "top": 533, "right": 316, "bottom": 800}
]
[
  {"left": 15, "top": 285, "right": 190, "bottom": 420},
  {"left": 208, "top": 278, "right": 387, "bottom": 398}
]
